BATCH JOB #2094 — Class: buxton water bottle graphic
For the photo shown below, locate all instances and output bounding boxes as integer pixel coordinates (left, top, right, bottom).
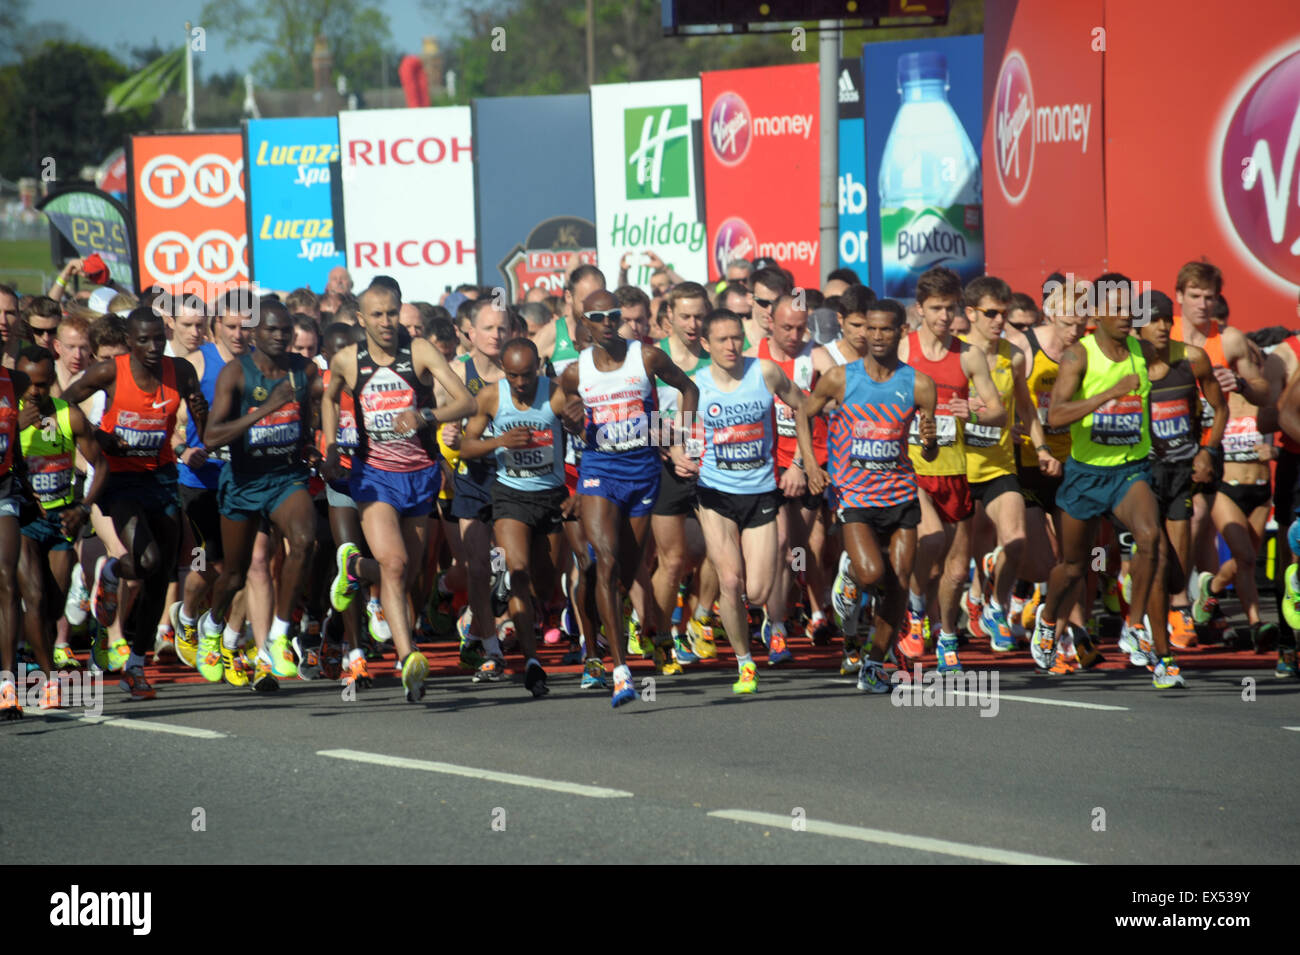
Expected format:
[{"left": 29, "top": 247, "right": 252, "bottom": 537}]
[{"left": 878, "top": 51, "right": 983, "bottom": 299}]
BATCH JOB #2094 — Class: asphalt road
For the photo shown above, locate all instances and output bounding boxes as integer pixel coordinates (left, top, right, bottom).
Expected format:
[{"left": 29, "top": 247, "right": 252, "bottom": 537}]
[{"left": 5, "top": 659, "right": 1297, "bottom": 864}]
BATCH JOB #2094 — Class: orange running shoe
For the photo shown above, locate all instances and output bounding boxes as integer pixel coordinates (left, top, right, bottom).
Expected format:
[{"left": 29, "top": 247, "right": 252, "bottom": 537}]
[
  {"left": 1, "top": 680, "right": 22, "bottom": 720},
  {"left": 40, "top": 677, "right": 62, "bottom": 710},
  {"left": 1168, "top": 609, "right": 1197, "bottom": 650}
]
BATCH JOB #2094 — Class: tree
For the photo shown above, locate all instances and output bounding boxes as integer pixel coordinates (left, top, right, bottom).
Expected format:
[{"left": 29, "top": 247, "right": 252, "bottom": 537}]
[
  {"left": 199, "top": 0, "right": 399, "bottom": 91},
  {"left": 0, "top": 0, "right": 27, "bottom": 64},
  {"left": 0, "top": 41, "right": 134, "bottom": 182}
]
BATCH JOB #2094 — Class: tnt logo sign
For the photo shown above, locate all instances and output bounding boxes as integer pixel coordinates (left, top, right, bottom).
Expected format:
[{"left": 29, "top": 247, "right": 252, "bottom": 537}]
[
  {"left": 144, "top": 229, "right": 248, "bottom": 285},
  {"left": 625, "top": 105, "right": 691, "bottom": 200},
  {"left": 1218, "top": 47, "right": 1300, "bottom": 286},
  {"left": 140, "top": 153, "right": 245, "bottom": 209}
]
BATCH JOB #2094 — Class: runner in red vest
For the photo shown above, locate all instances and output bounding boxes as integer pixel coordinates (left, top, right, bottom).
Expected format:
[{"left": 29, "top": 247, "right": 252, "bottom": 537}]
[{"left": 0, "top": 360, "right": 37, "bottom": 718}]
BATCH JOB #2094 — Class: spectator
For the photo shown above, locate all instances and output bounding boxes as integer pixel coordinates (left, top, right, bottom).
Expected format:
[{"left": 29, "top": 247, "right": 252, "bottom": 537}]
[
  {"left": 291, "top": 314, "right": 320, "bottom": 359},
  {"left": 285, "top": 287, "right": 321, "bottom": 319},
  {"left": 1007, "top": 292, "right": 1041, "bottom": 330},
  {"left": 320, "top": 266, "right": 354, "bottom": 311}
]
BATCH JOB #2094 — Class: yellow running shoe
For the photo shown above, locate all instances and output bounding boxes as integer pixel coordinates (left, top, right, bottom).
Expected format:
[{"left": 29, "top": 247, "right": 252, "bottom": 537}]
[
  {"left": 653, "top": 642, "right": 682, "bottom": 675},
  {"left": 221, "top": 645, "right": 249, "bottom": 688},
  {"left": 197, "top": 633, "right": 223, "bottom": 683},
  {"left": 252, "top": 657, "right": 279, "bottom": 692},
  {"left": 106, "top": 636, "right": 131, "bottom": 671},
  {"left": 687, "top": 616, "right": 717, "bottom": 659},
  {"left": 401, "top": 651, "right": 429, "bottom": 703},
  {"left": 265, "top": 635, "right": 298, "bottom": 680},
  {"left": 52, "top": 644, "right": 81, "bottom": 670},
  {"left": 170, "top": 601, "right": 199, "bottom": 668},
  {"left": 732, "top": 661, "right": 758, "bottom": 694}
]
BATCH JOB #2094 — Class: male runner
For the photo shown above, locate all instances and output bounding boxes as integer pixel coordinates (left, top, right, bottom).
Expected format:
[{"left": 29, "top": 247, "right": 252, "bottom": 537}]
[
  {"left": 200, "top": 300, "right": 320, "bottom": 690},
  {"left": 1031, "top": 275, "right": 1183, "bottom": 689},
  {"left": 60, "top": 307, "right": 208, "bottom": 700},
  {"left": 0, "top": 358, "right": 34, "bottom": 717},
  {"left": 324, "top": 282, "right": 476, "bottom": 702},
  {"left": 51, "top": 315, "right": 93, "bottom": 396},
  {"left": 800, "top": 298, "right": 938, "bottom": 692},
  {"left": 558, "top": 289, "right": 698, "bottom": 707},
  {"left": 694, "top": 308, "right": 808, "bottom": 692}
]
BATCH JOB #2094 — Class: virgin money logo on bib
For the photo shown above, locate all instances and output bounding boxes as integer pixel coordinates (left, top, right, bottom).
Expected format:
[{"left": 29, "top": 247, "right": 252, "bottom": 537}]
[
  {"left": 993, "top": 52, "right": 1034, "bottom": 205},
  {"left": 1219, "top": 47, "right": 1300, "bottom": 286},
  {"left": 708, "top": 92, "right": 751, "bottom": 166}
]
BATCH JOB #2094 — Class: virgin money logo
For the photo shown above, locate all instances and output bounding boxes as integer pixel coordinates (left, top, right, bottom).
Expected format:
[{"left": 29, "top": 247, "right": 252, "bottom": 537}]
[
  {"left": 709, "top": 92, "right": 751, "bottom": 166},
  {"left": 1218, "top": 47, "right": 1300, "bottom": 286},
  {"left": 993, "top": 51, "right": 1034, "bottom": 205},
  {"left": 713, "top": 216, "right": 757, "bottom": 277}
]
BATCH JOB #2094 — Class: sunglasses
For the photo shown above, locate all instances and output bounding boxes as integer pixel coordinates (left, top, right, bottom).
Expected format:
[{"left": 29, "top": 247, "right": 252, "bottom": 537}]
[
  {"left": 975, "top": 307, "right": 1008, "bottom": 319},
  {"left": 584, "top": 308, "right": 622, "bottom": 324},
  {"left": 754, "top": 297, "right": 776, "bottom": 310}
]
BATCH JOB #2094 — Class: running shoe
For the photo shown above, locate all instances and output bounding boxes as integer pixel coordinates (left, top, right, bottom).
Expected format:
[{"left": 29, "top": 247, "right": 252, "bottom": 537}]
[
  {"left": 1284, "top": 565, "right": 1300, "bottom": 630},
  {"left": 1072, "top": 625, "right": 1105, "bottom": 668},
  {"left": 1152, "top": 655, "right": 1186, "bottom": 689},
  {"left": 757, "top": 614, "right": 771, "bottom": 650},
  {"left": 197, "top": 632, "right": 223, "bottom": 683},
  {"left": 733, "top": 661, "right": 758, "bottom": 694},
  {"left": 627, "top": 614, "right": 646, "bottom": 657},
  {"left": 1118, "top": 623, "right": 1156, "bottom": 669},
  {"left": 1100, "top": 573, "right": 1121, "bottom": 614},
  {"left": 767, "top": 628, "right": 793, "bottom": 666},
  {"left": 840, "top": 644, "right": 863, "bottom": 676},
  {"left": 88, "top": 632, "right": 113, "bottom": 672},
  {"left": 320, "top": 642, "right": 343, "bottom": 681},
  {"left": 1, "top": 681, "right": 22, "bottom": 720},
  {"left": 1119, "top": 571, "right": 1133, "bottom": 618},
  {"left": 1167, "top": 608, "right": 1197, "bottom": 649},
  {"left": 856, "top": 659, "right": 891, "bottom": 694},
  {"left": 402, "top": 652, "right": 429, "bottom": 703},
  {"left": 1030, "top": 604, "right": 1057, "bottom": 670},
  {"left": 807, "top": 613, "right": 833, "bottom": 646},
  {"left": 965, "top": 590, "right": 986, "bottom": 639},
  {"left": 265, "top": 635, "right": 299, "bottom": 680},
  {"left": 1048, "top": 630, "right": 1078, "bottom": 675},
  {"left": 221, "top": 645, "right": 249, "bottom": 688},
  {"left": 1252, "top": 622, "right": 1279, "bottom": 654},
  {"left": 1020, "top": 584, "right": 1042, "bottom": 631},
  {"left": 253, "top": 658, "right": 279, "bottom": 692},
  {"left": 52, "top": 644, "right": 81, "bottom": 670},
  {"left": 831, "top": 551, "right": 861, "bottom": 633},
  {"left": 106, "top": 636, "right": 130, "bottom": 671},
  {"left": 525, "top": 660, "right": 549, "bottom": 697},
  {"left": 611, "top": 671, "right": 636, "bottom": 708},
  {"left": 473, "top": 656, "right": 506, "bottom": 683},
  {"left": 66, "top": 563, "right": 90, "bottom": 628},
  {"left": 982, "top": 603, "right": 1015, "bottom": 652},
  {"left": 170, "top": 601, "right": 199, "bottom": 668},
  {"left": 153, "top": 624, "right": 176, "bottom": 662},
  {"left": 1275, "top": 645, "right": 1298, "bottom": 679},
  {"left": 673, "top": 634, "right": 699, "bottom": 664},
  {"left": 293, "top": 635, "right": 322, "bottom": 681},
  {"left": 1191, "top": 571, "right": 1220, "bottom": 625},
  {"left": 329, "top": 543, "right": 362, "bottom": 613},
  {"left": 560, "top": 641, "right": 584, "bottom": 666},
  {"left": 581, "top": 658, "right": 608, "bottom": 689},
  {"left": 119, "top": 666, "right": 156, "bottom": 701},
  {"left": 90, "top": 556, "right": 119, "bottom": 628},
  {"left": 39, "top": 677, "right": 61, "bottom": 710},
  {"left": 341, "top": 653, "right": 371, "bottom": 690},
  {"left": 896, "top": 610, "right": 925, "bottom": 660},
  {"left": 687, "top": 616, "right": 717, "bottom": 660},
  {"left": 653, "top": 642, "right": 683, "bottom": 675},
  {"left": 366, "top": 597, "right": 392, "bottom": 643},
  {"left": 935, "top": 633, "right": 962, "bottom": 673},
  {"left": 457, "top": 609, "right": 486, "bottom": 671}
]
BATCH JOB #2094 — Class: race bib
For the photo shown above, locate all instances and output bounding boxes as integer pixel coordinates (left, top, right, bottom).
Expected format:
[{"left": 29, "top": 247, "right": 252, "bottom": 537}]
[
  {"left": 713, "top": 421, "right": 765, "bottom": 471},
  {"left": 249, "top": 404, "right": 301, "bottom": 456},
  {"left": 850, "top": 419, "right": 906, "bottom": 470},
  {"left": 1223, "top": 417, "right": 1262, "bottom": 462},
  {"left": 775, "top": 398, "right": 797, "bottom": 438},
  {"left": 1150, "top": 397, "right": 1192, "bottom": 449},
  {"left": 593, "top": 399, "right": 649, "bottom": 452},
  {"left": 911, "top": 406, "right": 957, "bottom": 447},
  {"left": 28, "top": 452, "right": 72, "bottom": 504},
  {"left": 503, "top": 428, "right": 556, "bottom": 477},
  {"left": 113, "top": 410, "right": 167, "bottom": 455},
  {"left": 337, "top": 408, "right": 358, "bottom": 452},
  {"left": 964, "top": 421, "right": 1002, "bottom": 448},
  {"left": 1091, "top": 394, "right": 1143, "bottom": 446}
]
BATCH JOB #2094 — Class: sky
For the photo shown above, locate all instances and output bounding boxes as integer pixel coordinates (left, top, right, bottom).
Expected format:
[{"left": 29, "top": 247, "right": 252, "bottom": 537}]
[{"left": 38, "top": 0, "right": 458, "bottom": 75}]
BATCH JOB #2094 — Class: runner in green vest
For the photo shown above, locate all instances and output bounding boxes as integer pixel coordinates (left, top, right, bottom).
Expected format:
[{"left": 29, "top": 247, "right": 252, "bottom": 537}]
[{"left": 1030, "top": 274, "right": 1185, "bottom": 689}]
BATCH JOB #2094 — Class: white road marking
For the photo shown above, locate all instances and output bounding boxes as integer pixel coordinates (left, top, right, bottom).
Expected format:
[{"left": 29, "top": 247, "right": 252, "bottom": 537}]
[
  {"left": 44, "top": 710, "right": 227, "bottom": 738},
  {"left": 889, "top": 686, "right": 1129, "bottom": 711},
  {"left": 1284, "top": 726, "right": 1300, "bottom": 732},
  {"left": 709, "top": 810, "right": 1083, "bottom": 865},
  {"left": 318, "top": 748, "right": 633, "bottom": 798}
]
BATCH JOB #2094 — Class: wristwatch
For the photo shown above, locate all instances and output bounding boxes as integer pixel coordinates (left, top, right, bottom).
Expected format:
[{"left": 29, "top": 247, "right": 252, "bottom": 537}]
[{"left": 174, "top": 443, "right": 187, "bottom": 458}]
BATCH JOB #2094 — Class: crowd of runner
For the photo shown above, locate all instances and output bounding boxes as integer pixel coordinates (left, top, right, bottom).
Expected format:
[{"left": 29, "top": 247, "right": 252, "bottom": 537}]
[{"left": 2, "top": 250, "right": 1298, "bottom": 717}]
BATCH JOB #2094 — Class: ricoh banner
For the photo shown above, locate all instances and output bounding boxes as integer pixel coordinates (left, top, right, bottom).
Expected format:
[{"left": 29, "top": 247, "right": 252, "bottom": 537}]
[
  {"left": 702, "top": 63, "right": 821, "bottom": 289},
  {"left": 337, "top": 107, "right": 476, "bottom": 301},
  {"left": 127, "top": 132, "right": 248, "bottom": 296},
  {"left": 244, "top": 117, "right": 344, "bottom": 290},
  {"left": 589, "top": 79, "right": 707, "bottom": 292}
]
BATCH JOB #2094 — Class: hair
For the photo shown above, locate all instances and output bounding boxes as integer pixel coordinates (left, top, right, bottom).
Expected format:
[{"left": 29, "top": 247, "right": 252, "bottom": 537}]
[
  {"left": 454, "top": 282, "right": 479, "bottom": 296},
  {"left": 914, "top": 267, "right": 963, "bottom": 306},
  {"left": 773, "top": 293, "right": 808, "bottom": 316},
  {"left": 1212, "top": 294, "right": 1230, "bottom": 322},
  {"left": 292, "top": 313, "right": 321, "bottom": 342},
  {"left": 454, "top": 296, "right": 477, "bottom": 326},
  {"left": 257, "top": 298, "right": 292, "bottom": 328},
  {"left": 21, "top": 295, "right": 60, "bottom": 323},
  {"left": 214, "top": 286, "right": 258, "bottom": 317},
  {"left": 1176, "top": 260, "right": 1223, "bottom": 295},
  {"left": 285, "top": 287, "right": 320, "bottom": 315},
  {"left": 1042, "top": 272, "right": 1067, "bottom": 306},
  {"left": 0, "top": 283, "right": 16, "bottom": 302},
  {"left": 1008, "top": 292, "right": 1040, "bottom": 320},
  {"left": 1090, "top": 273, "right": 1134, "bottom": 316},
  {"left": 333, "top": 293, "right": 360, "bottom": 323},
  {"left": 429, "top": 316, "right": 458, "bottom": 345},
  {"left": 503, "top": 336, "right": 540, "bottom": 363},
  {"left": 725, "top": 258, "right": 753, "bottom": 277},
  {"left": 751, "top": 267, "right": 793, "bottom": 297},
  {"left": 16, "top": 343, "right": 54, "bottom": 369},
  {"left": 802, "top": 288, "right": 825, "bottom": 310},
  {"left": 1044, "top": 275, "right": 1090, "bottom": 319},
  {"left": 413, "top": 302, "right": 449, "bottom": 338},
  {"left": 469, "top": 296, "right": 505, "bottom": 326},
  {"left": 55, "top": 313, "right": 91, "bottom": 342},
  {"left": 369, "top": 275, "right": 402, "bottom": 299},
  {"left": 840, "top": 284, "right": 878, "bottom": 318},
  {"left": 666, "top": 281, "right": 709, "bottom": 312},
  {"left": 543, "top": 295, "right": 565, "bottom": 318},
  {"left": 567, "top": 264, "right": 605, "bottom": 291},
  {"left": 826, "top": 267, "right": 861, "bottom": 286},
  {"left": 518, "top": 300, "right": 552, "bottom": 330},
  {"left": 89, "top": 313, "right": 127, "bottom": 354},
  {"left": 614, "top": 285, "right": 651, "bottom": 313},
  {"left": 125, "top": 305, "right": 165, "bottom": 332},
  {"left": 963, "top": 275, "right": 1013, "bottom": 309},
  {"left": 323, "top": 321, "right": 355, "bottom": 346},
  {"left": 865, "top": 298, "right": 907, "bottom": 328},
  {"left": 702, "top": 307, "right": 744, "bottom": 339}
]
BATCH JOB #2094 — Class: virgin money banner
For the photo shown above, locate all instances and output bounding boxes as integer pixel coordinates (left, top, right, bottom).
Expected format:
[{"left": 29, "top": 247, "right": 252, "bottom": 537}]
[
  {"left": 1105, "top": 0, "right": 1300, "bottom": 330},
  {"left": 702, "top": 64, "right": 820, "bottom": 288},
  {"left": 984, "top": 0, "right": 1105, "bottom": 297},
  {"left": 474, "top": 94, "right": 597, "bottom": 301},
  {"left": 245, "top": 117, "right": 344, "bottom": 290},
  {"left": 337, "top": 107, "right": 476, "bottom": 301},
  {"left": 128, "top": 132, "right": 248, "bottom": 296},
  {"left": 590, "top": 79, "right": 707, "bottom": 291}
]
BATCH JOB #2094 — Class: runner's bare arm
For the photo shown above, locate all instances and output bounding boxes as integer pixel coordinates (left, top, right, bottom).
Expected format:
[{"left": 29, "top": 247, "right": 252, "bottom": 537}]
[
  {"left": 413, "top": 337, "right": 475, "bottom": 424},
  {"left": 64, "top": 403, "right": 107, "bottom": 536},
  {"left": 960, "top": 345, "right": 1006, "bottom": 427},
  {"left": 1047, "top": 343, "right": 1129, "bottom": 429},
  {"left": 1279, "top": 368, "right": 1300, "bottom": 447},
  {"left": 763, "top": 359, "right": 804, "bottom": 416},
  {"left": 58, "top": 358, "right": 114, "bottom": 407},
  {"left": 203, "top": 360, "right": 289, "bottom": 450},
  {"left": 800, "top": 366, "right": 844, "bottom": 495},
  {"left": 645, "top": 345, "right": 699, "bottom": 423},
  {"left": 1010, "top": 347, "right": 1059, "bottom": 477},
  {"left": 1222, "top": 327, "right": 1270, "bottom": 404},
  {"left": 914, "top": 370, "right": 939, "bottom": 462},
  {"left": 175, "top": 357, "right": 208, "bottom": 439},
  {"left": 1188, "top": 343, "right": 1228, "bottom": 450},
  {"left": 458, "top": 387, "right": 507, "bottom": 460}
]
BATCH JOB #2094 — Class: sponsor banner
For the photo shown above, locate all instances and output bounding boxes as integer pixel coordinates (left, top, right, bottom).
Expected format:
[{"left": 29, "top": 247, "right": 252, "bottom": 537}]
[
  {"left": 128, "top": 132, "right": 248, "bottom": 296},
  {"left": 337, "top": 107, "right": 476, "bottom": 301},
  {"left": 838, "top": 58, "right": 869, "bottom": 276},
  {"left": 590, "top": 79, "right": 707, "bottom": 292},
  {"left": 983, "top": 0, "right": 1104, "bottom": 298},
  {"left": 474, "top": 94, "right": 598, "bottom": 300},
  {"left": 864, "top": 35, "right": 984, "bottom": 298},
  {"left": 36, "top": 187, "right": 135, "bottom": 287},
  {"left": 702, "top": 64, "right": 820, "bottom": 288},
  {"left": 245, "top": 117, "right": 344, "bottom": 290},
  {"left": 1104, "top": 0, "right": 1300, "bottom": 329}
]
